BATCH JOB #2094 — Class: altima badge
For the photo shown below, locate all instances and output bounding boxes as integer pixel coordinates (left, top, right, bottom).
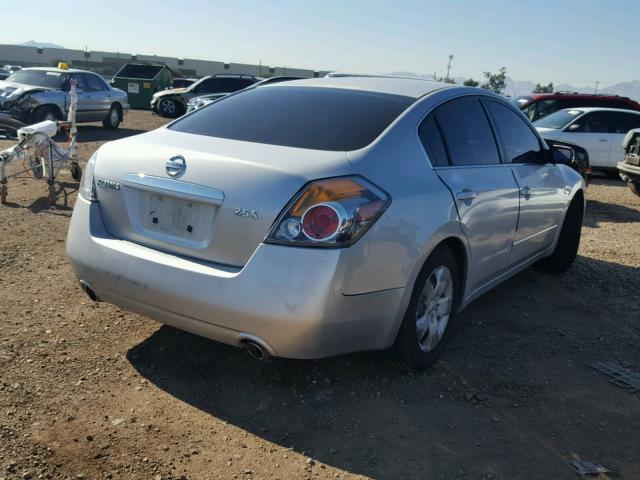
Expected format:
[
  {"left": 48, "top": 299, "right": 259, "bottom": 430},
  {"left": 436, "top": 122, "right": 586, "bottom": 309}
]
[
  {"left": 96, "top": 178, "right": 121, "bottom": 191},
  {"left": 166, "top": 155, "right": 186, "bottom": 177}
]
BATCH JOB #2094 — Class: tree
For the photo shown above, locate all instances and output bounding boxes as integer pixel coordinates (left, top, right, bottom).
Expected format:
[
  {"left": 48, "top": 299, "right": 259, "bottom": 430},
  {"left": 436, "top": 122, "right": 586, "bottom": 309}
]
[
  {"left": 463, "top": 78, "right": 479, "bottom": 87},
  {"left": 533, "top": 82, "right": 554, "bottom": 93},
  {"left": 481, "top": 67, "right": 507, "bottom": 94}
]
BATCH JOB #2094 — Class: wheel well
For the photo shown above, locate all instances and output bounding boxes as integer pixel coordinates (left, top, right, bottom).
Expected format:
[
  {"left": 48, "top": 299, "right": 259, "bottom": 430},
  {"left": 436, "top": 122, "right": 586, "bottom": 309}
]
[
  {"left": 571, "top": 189, "right": 585, "bottom": 217},
  {"left": 433, "top": 237, "right": 468, "bottom": 309},
  {"left": 32, "top": 104, "right": 63, "bottom": 121},
  {"left": 110, "top": 102, "right": 123, "bottom": 120}
]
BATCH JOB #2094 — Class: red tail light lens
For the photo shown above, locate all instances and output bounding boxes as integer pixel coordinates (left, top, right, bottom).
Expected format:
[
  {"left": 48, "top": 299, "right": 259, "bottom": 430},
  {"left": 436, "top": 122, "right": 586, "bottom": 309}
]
[{"left": 266, "top": 176, "right": 390, "bottom": 247}]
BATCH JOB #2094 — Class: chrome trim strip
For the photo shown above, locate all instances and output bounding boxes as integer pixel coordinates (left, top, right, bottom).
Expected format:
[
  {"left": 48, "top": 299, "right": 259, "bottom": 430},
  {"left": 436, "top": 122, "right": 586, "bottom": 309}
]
[
  {"left": 121, "top": 173, "right": 224, "bottom": 205},
  {"left": 513, "top": 224, "right": 558, "bottom": 246}
]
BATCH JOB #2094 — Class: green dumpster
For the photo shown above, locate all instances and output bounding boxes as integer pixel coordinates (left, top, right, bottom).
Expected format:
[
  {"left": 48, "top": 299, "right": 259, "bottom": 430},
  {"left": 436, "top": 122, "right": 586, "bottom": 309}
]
[{"left": 112, "top": 64, "right": 174, "bottom": 109}]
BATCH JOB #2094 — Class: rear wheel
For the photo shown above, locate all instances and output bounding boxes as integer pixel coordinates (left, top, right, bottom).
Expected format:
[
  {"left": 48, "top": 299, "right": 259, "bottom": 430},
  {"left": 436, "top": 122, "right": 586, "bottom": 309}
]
[
  {"left": 392, "top": 246, "right": 460, "bottom": 371},
  {"left": 102, "top": 105, "right": 120, "bottom": 130},
  {"left": 535, "top": 198, "right": 583, "bottom": 274},
  {"left": 629, "top": 181, "right": 640, "bottom": 198}
]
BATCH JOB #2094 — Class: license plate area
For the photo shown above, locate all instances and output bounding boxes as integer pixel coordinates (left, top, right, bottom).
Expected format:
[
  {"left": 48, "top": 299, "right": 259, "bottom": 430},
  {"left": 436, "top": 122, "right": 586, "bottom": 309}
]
[{"left": 135, "top": 192, "right": 216, "bottom": 248}]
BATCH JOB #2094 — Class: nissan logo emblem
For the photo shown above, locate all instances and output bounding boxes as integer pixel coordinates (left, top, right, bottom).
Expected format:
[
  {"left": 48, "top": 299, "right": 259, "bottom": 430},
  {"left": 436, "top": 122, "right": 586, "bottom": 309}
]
[{"left": 166, "top": 155, "right": 186, "bottom": 177}]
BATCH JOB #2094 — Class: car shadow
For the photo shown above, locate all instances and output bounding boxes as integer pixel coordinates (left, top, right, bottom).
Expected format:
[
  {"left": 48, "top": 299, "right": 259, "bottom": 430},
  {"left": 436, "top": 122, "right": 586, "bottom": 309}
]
[
  {"left": 53, "top": 126, "right": 146, "bottom": 143},
  {"left": 585, "top": 198, "right": 640, "bottom": 227},
  {"left": 126, "top": 255, "right": 640, "bottom": 478}
]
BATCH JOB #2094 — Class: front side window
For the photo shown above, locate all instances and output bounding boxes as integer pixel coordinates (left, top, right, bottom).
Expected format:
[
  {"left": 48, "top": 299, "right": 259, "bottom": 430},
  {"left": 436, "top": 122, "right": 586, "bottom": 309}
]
[
  {"left": 567, "top": 112, "right": 609, "bottom": 133},
  {"left": 170, "top": 86, "right": 414, "bottom": 151},
  {"left": 486, "top": 100, "right": 542, "bottom": 163},
  {"left": 433, "top": 98, "right": 500, "bottom": 166}
]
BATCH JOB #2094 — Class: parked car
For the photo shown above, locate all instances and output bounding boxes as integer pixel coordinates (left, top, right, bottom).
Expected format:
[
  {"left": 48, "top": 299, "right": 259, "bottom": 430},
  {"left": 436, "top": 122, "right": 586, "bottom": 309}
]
[
  {"left": 0, "top": 71, "right": 9, "bottom": 81},
  {"left": 0, "top": 112, "right": 25, "bottom": 139},
  {"left": 186, "top": 76, "right": 304, "bottom": 113},
  {"left": 513, "top": 92, "right": 640, "bottom": 122},
  {"left": 618, "top": 128, "right": 640, "bottom": 196},
  {"left": 0, "top": 67, "right": 129, "bottom": 129},
  {"left": 172, "top": 78, "right": 197, "bottom": 89},
  {"left": 151, "top": 74, "right": 261, "bottom": 117},
  {"left": 534, "top": 107, "right": 640, "bottom": 174},
  {"left": 67, "top": 77, "right": 585, "bottom": 370},
  {"left": 543, "top": 137, "right": 591, "bottom": 184},
  {"left": 2, "top": 65, "right": 22, "bottom": 73}
]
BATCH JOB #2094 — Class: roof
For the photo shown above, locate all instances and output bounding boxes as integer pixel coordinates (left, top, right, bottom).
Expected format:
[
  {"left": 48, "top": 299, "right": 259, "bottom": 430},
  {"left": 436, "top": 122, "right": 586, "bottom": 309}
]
[
  {"left": 561, "top": 107, "right": 640, "bottom": 114},
  {"left": 267, "top": 75, "right": 456, "bottom": 99},
  {"left": 23, "top": 66, "right": 92, "bottom": 74}
]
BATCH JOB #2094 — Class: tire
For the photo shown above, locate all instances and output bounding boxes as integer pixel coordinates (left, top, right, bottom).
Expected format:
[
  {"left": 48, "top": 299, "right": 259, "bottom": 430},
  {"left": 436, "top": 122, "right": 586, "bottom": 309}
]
[
  {"left": 102, "top": 105, "right": 120, "bottom": 130},
  {"left": 32, "top": 105, "right": 60, "bottom": 123},
  {"left": 157, "top": 98, "right": 181, "bottom": 117},
  {"left": 535, "top": 198, "right": 583, "bottom": 274},
  {"left": 629, "top": 181, "right": 640, "bottom": 198},
  {"left": 392, "top": 245, "right": 460, "bottom": 371},
  {"left": 70, "top": 163, "right": 82, "bottom": 182}
]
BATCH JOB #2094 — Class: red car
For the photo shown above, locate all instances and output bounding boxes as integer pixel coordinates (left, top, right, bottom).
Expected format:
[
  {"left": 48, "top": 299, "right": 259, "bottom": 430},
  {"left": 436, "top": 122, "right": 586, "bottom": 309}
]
[{"left": 513, "top": 92, "right": 640, "bottom": 122}]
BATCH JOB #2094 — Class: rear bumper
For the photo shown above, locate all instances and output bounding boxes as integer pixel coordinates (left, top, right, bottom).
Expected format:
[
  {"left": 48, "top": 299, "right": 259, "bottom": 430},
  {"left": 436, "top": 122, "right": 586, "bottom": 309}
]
[{"left": 66, "top": 198, "right": 406, "bottom": 359}]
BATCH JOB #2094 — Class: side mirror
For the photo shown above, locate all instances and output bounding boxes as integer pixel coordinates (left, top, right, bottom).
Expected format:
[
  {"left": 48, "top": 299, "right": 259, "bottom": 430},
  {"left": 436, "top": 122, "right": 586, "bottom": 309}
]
[
  {"left": 549, "top": 144, "right": 575, "bottom": 166},
  {"left": 567, "top": 123, "right": 581, "bottom": 132}
]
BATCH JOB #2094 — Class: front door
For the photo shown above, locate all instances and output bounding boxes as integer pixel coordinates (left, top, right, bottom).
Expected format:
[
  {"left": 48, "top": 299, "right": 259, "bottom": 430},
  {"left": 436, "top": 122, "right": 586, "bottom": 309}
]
[
  {"left": 562, "top": 111, "right": 613, "bottom": 168},
  {"left": 483, "top": 99, "right": 567, "bottom": 264},
  {"left": 420, "top": 97, "right": 520, "bottom": 294}
]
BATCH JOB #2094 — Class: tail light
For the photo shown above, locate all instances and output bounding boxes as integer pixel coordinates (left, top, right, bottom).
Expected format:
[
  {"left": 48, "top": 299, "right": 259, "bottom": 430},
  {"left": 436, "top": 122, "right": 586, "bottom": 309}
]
[{"left": 266, "top": 176, "right": 390, "bottom": 247}]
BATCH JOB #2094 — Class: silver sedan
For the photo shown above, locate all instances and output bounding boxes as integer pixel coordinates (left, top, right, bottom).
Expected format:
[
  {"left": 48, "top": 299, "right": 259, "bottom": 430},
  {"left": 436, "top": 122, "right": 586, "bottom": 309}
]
[{"left": 66, "top": 76, "right": 585, "bottom": 370}]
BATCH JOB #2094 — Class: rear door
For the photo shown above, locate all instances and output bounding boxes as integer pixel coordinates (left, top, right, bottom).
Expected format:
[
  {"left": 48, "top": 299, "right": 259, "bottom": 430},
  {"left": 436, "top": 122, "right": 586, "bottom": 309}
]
[
  {"left": 484, "top": 99, "right": 566, "bottom": 264},
  {"left": 562, "top": 111, "right": 612, "bottom": 168},
  {"left": 421, "top": 96, "right": 520, "bottom": 293},
  {"left": 83, "top": 73, "right": 111, "bottom": 120}
]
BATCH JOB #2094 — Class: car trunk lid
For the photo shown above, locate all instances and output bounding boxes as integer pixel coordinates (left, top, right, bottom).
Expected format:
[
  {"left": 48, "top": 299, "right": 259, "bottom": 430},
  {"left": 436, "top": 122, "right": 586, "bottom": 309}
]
[{"left": 93, "top": 128, "right": 353, "bottom": 267}]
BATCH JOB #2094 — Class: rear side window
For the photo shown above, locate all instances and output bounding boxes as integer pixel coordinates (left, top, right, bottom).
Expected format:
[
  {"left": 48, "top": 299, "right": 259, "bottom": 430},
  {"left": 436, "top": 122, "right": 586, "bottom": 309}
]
[
  {"left": 170, "top": 86, "right": 415, "bottom": 151},
  {"left": 433, "top": 98, "right": 500, "bottom": 166},
  {"left": 486, "top": 100, "right": 542, "bottom": 163},
  {"left": 605, "top": 112, "right": 640, "bottom": 133},
  {"left": 84, "top": 74, "right": 106, "bottom": 92},
  {"left": 418, "top": 116, "right": 449, "bottom": 166}
]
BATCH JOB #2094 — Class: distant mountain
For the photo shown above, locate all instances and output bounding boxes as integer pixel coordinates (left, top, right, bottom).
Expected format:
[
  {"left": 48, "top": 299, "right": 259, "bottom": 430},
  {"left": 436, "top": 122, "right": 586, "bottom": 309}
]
[
  {"left": 16, "top": 40, "right": 64, "bottom": 49},
  {"left": 389, "top": 71, "right": 640, "bottom": 101}
]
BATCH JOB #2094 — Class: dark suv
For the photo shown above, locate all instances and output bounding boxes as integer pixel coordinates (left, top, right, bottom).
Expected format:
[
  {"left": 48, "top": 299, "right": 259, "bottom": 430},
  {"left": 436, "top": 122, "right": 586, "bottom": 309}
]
[
  {"left": 151, "top": 74, "right": 261, "bottom": 117},
  {"left": 513, "top": 92, "right": 640, "bottom": 122}
]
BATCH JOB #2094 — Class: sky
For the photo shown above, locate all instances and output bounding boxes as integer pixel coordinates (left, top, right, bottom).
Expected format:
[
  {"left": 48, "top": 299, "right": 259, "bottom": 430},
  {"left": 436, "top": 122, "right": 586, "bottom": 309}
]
[{"left": 2, "top": 0, "right": 639, "bottom": 87}]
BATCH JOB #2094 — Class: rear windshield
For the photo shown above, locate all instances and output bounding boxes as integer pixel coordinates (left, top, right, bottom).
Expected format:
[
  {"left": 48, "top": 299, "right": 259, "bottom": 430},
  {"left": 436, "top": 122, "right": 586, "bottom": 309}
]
[
  {"left": 169, "top": 86, "right": 415, "bottom": 151},
  {"left": 533, "top": 109, "right": 584, "bottom": 129},
  {"left": 6, "top": 70, "right": 68, "bottom": 89}
]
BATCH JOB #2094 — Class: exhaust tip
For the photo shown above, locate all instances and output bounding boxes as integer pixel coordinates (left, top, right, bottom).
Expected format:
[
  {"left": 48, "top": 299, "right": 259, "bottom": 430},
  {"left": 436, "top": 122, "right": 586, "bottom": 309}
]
[
  {"left": 244, "top": 341, "right": 269, "bottom": 361},
  {"left": 79, "top": 280, "right": 100, "bottom": 302}
]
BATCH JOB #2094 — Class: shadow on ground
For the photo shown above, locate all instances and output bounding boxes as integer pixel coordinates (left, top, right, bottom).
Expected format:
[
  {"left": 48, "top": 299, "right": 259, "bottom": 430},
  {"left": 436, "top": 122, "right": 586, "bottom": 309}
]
[{"left": 127, "top": 256, "right": 640, "bottom": 479}]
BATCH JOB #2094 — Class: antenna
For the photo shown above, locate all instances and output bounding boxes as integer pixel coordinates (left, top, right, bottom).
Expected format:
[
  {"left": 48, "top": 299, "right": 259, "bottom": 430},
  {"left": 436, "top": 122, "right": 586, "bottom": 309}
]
[{"left": 445, "top": 55, "right": 454, "bottom": 82}]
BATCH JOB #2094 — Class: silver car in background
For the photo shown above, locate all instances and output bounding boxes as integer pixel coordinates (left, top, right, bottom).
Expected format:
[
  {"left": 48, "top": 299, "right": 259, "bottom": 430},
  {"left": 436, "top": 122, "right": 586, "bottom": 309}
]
[
  {"left": 67, "top": 77, "right": 585, "bottom": 370},
  {"left": 0, "top": 67, "right": 129, "bottom": 129}
]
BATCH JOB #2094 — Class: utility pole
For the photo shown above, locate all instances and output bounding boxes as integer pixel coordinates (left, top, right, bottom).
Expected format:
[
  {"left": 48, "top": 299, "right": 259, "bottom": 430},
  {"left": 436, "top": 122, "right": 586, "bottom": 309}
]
[
  {"left": 445, "top": 54, "right": 454, "bottom": 82},
  {"left": 595, "top": 81, "right": 599, "bottom": 94}
]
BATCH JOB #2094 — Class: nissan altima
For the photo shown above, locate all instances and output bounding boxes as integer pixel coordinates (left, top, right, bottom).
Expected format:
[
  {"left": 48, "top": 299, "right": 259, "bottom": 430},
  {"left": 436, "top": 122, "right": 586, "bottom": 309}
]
[{"left": 66, "top": 76, "right": 586, "bottom": 370}]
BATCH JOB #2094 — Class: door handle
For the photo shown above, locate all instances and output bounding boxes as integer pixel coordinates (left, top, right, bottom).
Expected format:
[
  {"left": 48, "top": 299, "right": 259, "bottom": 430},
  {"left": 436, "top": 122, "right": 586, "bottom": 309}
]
[
  {"left": 598, "top": 138, "right": 608, "bottom": 142},
  {"left": 456, "top": 189, "right": 476, "bottom": 201},
  {"left": 520, "top": 186, "right": 532, "bottom": 198}
]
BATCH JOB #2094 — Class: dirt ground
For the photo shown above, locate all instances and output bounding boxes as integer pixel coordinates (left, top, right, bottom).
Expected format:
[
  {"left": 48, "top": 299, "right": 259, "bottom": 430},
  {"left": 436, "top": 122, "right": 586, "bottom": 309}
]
[{"left": 0, "top": 111, "right": 639, "bottom": 480}]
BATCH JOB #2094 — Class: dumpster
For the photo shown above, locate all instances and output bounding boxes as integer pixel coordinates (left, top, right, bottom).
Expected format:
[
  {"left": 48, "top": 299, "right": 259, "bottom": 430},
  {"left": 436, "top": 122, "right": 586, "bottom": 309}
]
[{"left": 112, "top": 64, "right": 174, "bottom": 109}]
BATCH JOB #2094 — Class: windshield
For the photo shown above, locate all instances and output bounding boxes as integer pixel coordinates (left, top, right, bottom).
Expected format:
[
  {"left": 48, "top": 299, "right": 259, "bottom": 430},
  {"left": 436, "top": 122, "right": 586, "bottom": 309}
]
[
  {"left": 6, "top": 70, "right": 68, "bottom": 89},
  {"left": 170, "top": 86, "right": 415, "bottom": 151},
  {"left": 533, "top": 109, "right": 584, "bottom": 129},
  {"left": 511, "top": 96, "right": 533, "bottom": 107}
]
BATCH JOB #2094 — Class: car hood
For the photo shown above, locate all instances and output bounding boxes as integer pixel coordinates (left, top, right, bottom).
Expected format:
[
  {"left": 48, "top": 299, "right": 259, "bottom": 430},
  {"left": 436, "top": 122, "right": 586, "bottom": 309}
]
[
  {"left": 154, "top": 87, "right": 188, "bottom": 98},
  {"left": 535, "top": 127, "right": 561, "bottom": 134},
  {"left": 0, "top": 82, "right": 55, "bottom": 101}
]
